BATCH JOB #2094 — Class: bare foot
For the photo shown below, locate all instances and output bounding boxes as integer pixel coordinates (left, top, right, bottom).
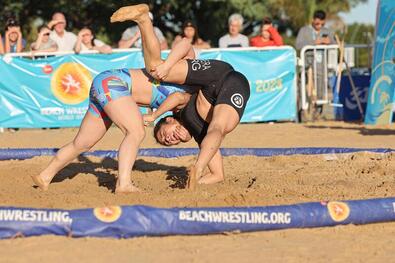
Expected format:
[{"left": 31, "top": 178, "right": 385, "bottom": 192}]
[
  {"left": 110, "top": 4, "right": 149, "bottom": 23},
  {"left": 198, "top": 173, "right": 224, "bottom": 185},
  {"left": 31, "top": 174, "right": 50, "bottom": 191},
  {"left": 115, "top": 183, "right": 141, "bottom": 194}
]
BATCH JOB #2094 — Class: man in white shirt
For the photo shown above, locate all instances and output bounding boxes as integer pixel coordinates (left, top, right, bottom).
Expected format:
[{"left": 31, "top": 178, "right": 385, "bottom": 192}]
[
  {"left": 218, "top": 13, "right": 249, "bottom": 48},
  {"left": 48, "top": 12, "right": 77, "bottom": 52},
  {"left": 118, "top": 12, "right": 168, "bottom": 50}
]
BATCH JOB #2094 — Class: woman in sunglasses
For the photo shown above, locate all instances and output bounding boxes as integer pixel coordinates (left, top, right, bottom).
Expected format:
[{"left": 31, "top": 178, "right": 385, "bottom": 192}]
[
  {"left": 31, "top": 25, "right": 58, "bottom": 53},
  {"left": 74, "top": 27, "right": 112, "bottom": 54}
]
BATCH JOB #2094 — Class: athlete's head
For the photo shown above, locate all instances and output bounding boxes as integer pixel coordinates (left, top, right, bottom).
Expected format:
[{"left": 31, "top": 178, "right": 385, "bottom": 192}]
[{"left": 154, "top": 116, "right": 192, "bottom": 146}]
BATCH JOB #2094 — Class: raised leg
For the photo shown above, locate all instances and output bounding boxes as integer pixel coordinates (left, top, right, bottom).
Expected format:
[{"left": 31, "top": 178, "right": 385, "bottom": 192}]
[
  {"left": 111, "top": 4, "right": 189, "bottom": 83},
  {"left": 111, "top": 4, "right": 162, "bottom": 72}
]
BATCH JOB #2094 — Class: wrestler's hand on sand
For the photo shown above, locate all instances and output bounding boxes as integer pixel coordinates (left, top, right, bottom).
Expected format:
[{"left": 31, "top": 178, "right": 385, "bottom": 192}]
[
  {"left": 110, "top": 4, "right": 149, "bottom": 23},
  {"left": 151, "top": 62, "right": 171, "bottom": 80}
]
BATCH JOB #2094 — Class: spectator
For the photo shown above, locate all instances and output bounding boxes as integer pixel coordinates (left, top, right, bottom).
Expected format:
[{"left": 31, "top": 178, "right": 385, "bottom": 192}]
[
  {"left": 218, "top": 13, "right": 249, "bottom": 48},
  {"left": 0, "top": 35, "right": 4, "bottom": 54},
  {"left": 250, "top": 17, "right": 283, "bottom": 47},
  {"left": 31, "top": 25, "right": 58, "bottom": 52},
  {"left": 295, "top": 10, "right": 335, "bottom": 49},
  {"left": 295, "top": 10, "right": 335, "bottom": 112},
  {"left": 74, "top": 27, "right": 112, "bottom": 54},
  {"left": 118, "top": 12, "right": 168, "bottom": 50},
  {"left": 48, "top": 12, "right": 77, "bottom": 52},
  {"left": 172, "top": 21, "right": 210, "bottom": 50},
  {"left": 4, "top": 17, "right": 26, "bottom": 53}
]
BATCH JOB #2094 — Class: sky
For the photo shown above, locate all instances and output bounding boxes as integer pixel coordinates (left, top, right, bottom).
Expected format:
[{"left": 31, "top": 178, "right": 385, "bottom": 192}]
[{"left": 340, "top": 0, "right": 378, "bottom": 25}]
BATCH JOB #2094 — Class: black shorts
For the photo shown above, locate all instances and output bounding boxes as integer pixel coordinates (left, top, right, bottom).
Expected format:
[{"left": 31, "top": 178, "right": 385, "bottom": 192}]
[
  {"left": 184, "top": 59, "right": 234, "bottom": 104},
  {"left": 184, "top": 59, "right": 234, "bottom": 86},
  {"left": 215, "top": 71, "right": 250, "bottom": 120}
]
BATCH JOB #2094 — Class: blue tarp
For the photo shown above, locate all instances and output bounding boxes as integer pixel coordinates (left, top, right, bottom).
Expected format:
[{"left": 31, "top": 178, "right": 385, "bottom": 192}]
[
  {"left": 0, "top": 147, "right": 393, "bottom": 160},
  {"left": 0, "top": 197, "right": 394, "bottom": 239}
]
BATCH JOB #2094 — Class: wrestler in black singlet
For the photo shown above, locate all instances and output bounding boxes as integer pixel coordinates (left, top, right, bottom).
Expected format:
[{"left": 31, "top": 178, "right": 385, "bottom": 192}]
[{"left": 177, "top": 61, "right": 251, "bottom": 143}]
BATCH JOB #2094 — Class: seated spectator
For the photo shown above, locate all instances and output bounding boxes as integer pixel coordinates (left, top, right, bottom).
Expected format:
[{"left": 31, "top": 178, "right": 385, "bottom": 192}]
[
  {"left": 48, "top": 12, "right": 77, "bottom": 52},
  {"left": 219, "top": 13, "right": 249, "bottom": 48},
  {"left": 250, "top": 17, "right": 283, "bottom": 47},
  {"left": 4, "top": 17, "right": 26, "bottom": 53},
  {"left": 0, "top": 35, "right": 4, "bottom": 54},
  {"left": 74, "top": 27, "right": 112, "bottom": 54},
  {"left": 172, "top": 21, "right": 210, "bottom": 50},
  {"left": 118, "top": 12, "right": 168, "bottom": 50},
  {"left": 31, "top": 25, "right": 58, "bottom": 52}
]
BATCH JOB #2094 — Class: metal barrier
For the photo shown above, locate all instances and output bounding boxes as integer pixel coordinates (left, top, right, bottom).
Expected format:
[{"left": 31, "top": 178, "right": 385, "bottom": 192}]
[
  {"left": 299, "top": 44, "right": 339, "bottom": 110},
  {"left": 299, "top": 44, "right": 372, "bottom": 112}
]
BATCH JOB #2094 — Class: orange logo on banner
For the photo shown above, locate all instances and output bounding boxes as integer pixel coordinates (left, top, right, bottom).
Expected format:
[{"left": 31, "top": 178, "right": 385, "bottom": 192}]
[
  {"left": 327, "top": 201, "right": 350, "bottom": 222},
  {"left": 51, "top": 62, "right": 92, "bottom": 104},
  {"left": 93, "top": 206, "right": 122, "bottom": 223}
]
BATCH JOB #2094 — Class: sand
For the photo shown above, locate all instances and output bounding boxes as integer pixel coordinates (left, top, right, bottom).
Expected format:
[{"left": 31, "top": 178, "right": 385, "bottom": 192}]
[{"left": 0, "top": 121, "right": 394, "bottom": 262}]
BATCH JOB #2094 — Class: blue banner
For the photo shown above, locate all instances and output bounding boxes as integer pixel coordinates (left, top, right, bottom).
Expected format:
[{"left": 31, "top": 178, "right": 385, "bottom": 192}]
[
  {"left": 331, "top": 72, "right": 370, "bottom": 121},
  {"left": 0, "top": 197, "right": 394, "bottom": 239},
  {"left": 1, "top": 147, "right": 394, "bottom": 160},
  {"left": 0, "top": 48, "right": 297, "bottom": 128},
  {"left": 365, "top": 0, "right": 395, "bottom": 124},
  {"left": 200, "top": 48, "right": 297, "bottom": 122}
]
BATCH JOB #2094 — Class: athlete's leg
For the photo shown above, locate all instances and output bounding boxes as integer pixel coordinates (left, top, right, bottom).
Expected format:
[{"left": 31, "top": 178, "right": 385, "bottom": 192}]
[
  {"left": 103, "top": 96, "right": 145, "bottom": 193},
  {"left": 111, "top": 4, "right": 189, "bottom": 84},
  {"left": 111, "top": 4, "right": 162, "bottom": 72},
  {"left": 188, "top": 71, "right": 250, "bottom": 189},
  {"left": 187, "top": 104, "right": 239, "bottom": 189},
  {"left": 32, "top": 112, "right": 112, "bottom": 190},
  {"left": 198, "top": 149, "right": 224, "bottom": 185}
]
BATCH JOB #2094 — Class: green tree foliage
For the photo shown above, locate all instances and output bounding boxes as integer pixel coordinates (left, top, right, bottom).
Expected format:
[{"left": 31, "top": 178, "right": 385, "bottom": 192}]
[
  {"left": 268, "top": 0, "right": 368, "bottom": 29},
  {"left": 0, "top": 0, "right": 372, "bottom": 48}
]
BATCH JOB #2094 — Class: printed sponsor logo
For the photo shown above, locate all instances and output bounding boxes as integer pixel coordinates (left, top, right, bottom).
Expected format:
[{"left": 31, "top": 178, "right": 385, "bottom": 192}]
[
  {"left": 255, "top": 78, "right": 283, "bottom": 93},
  {"left": 231, "top": 93, "right": 244, "bottom": 108},
  {"left": 40, "top": 107, "right": 87, "bottom": 117},
  {"left": 191, "top": 59, "right": 211, "bottom": 71},
  {"left": 51, "top": 62, "right": 92, "bottom": 105},
  {"left": 179, "top": 210, "right": 291, "bottom": 224},
  {"left": 93, "top": 206, "right": 122, "bottom": 223},
  {"left": 0, "top": 209, "right": 72, "bottom": 224},
  {"left": 327, "top": 201, "right": 350, "bottom": 222},
  {"left": 42, "top": 64, "right": 53, "bottom": 74},
  {"left": 345, "top": 88, "right": 368, "bottom": 110}
]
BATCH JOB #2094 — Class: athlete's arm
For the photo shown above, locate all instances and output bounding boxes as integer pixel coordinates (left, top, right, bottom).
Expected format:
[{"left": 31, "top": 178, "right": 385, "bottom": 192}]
[{"left": 143, "top": 92, "right": 191, "bottom": 123}]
